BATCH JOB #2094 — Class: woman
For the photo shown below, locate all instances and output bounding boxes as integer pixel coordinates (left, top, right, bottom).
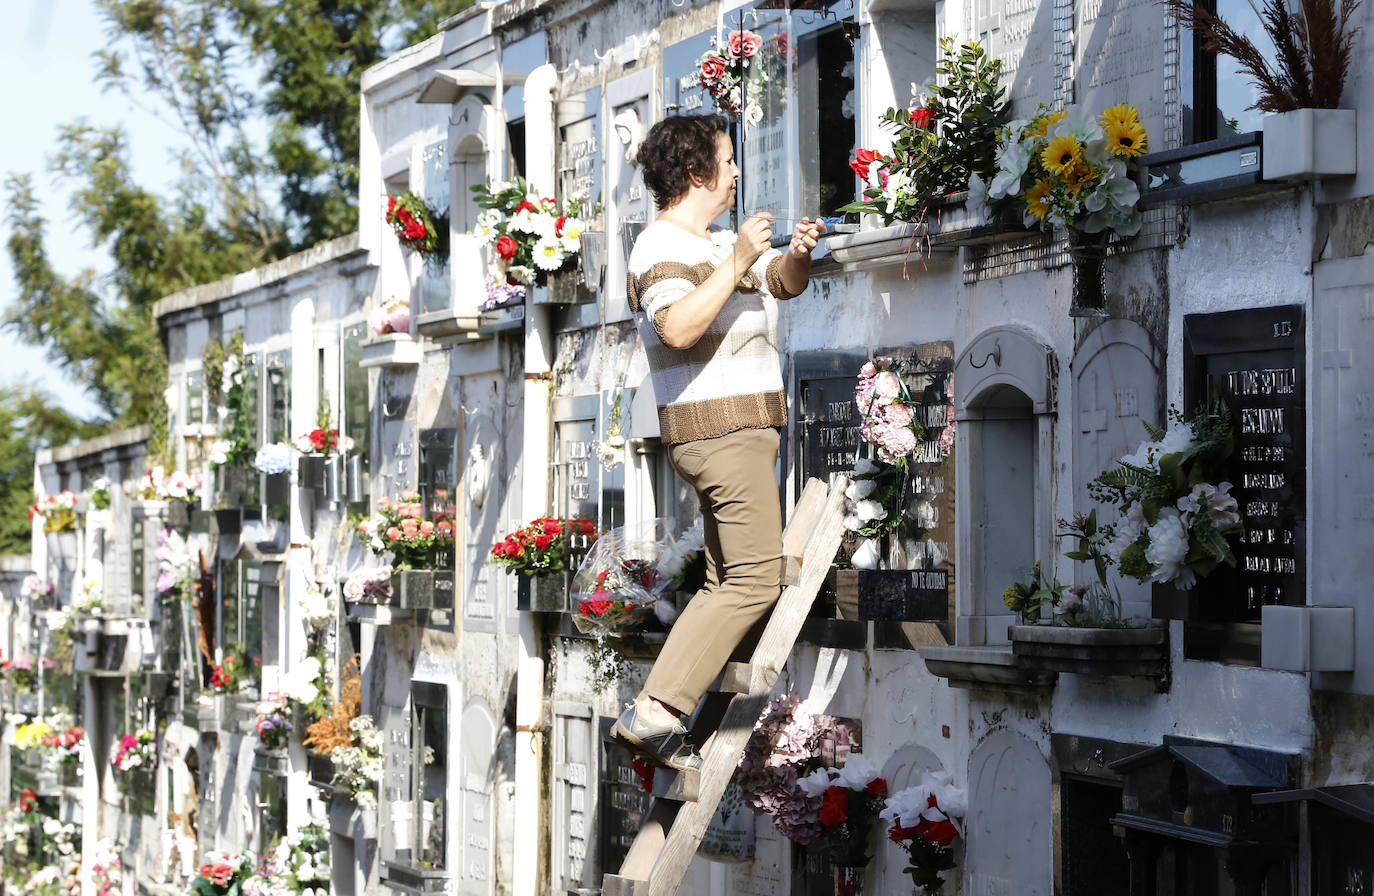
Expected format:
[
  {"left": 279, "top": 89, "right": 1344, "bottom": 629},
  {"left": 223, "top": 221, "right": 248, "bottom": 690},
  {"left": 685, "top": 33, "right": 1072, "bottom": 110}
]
[{"left": 609, "top": 114, "right": 823, "bottom": 771}]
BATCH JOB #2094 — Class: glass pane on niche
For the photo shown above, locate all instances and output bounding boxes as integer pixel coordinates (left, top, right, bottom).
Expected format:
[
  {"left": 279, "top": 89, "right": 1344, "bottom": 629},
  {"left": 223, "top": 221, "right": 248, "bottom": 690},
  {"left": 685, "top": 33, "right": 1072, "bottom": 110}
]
[
  {"left": 421, "top": 140, "right": 451, "bottom": 314},
  {"left": 264, "top": 350, "right": 290, "bottom": 444},
  {"left": 560, "top": 88, "right": 602, "bottom": 210},
  {"left": 342, "top": 322, "right": 370, "bottom": 461}
]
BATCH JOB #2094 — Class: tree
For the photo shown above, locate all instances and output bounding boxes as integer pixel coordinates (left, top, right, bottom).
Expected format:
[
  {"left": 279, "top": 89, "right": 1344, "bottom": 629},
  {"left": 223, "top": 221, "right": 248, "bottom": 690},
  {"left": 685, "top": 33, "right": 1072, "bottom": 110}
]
[
  {"left": 0, "top": 386, "right": 101, "bottom": 555},
  {"left": 4, "top": 0, "right": 474, "bottom": 442}
]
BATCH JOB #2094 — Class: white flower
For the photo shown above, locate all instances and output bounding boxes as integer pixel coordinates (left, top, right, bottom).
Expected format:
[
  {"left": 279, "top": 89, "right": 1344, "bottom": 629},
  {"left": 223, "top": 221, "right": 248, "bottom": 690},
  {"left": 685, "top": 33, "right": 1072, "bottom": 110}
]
[
  {"left": 833, "top": 755, "right": 881, "bottom": 790},
  {"left": 508, "top": 208, "right": 537, "bottom": 234},
  {"left": 852, "top": 458, "right": 878, "bottom": 477},
  {"left": 853, "top": 499, "right": 888, "bottom": 523},
  {"left": 922, "top": 770, "right": 967, "bottom": 821},
  {"left": 532, "top": 236, "right": 566, "bottom": 271},
  {"left": 209, "top": 439, "right": 231, "bottom": 466},
  {"left": 845, "top": 479, "right": 876, "bottom": 502},
  {"left": 1108, "top": 502, "right": 1147, "bottom": 559},
  {"left": 508, "top": 264, "right": 535, "bottom": 285},
  {"left": 989, "top": 138, "right": 1032, "bottom": 198},
  {"left": 1050, "top": 106, "right": 1103, "bottom": 144},
  {"left": 531, "top": 212, "right": 559, "bottom": 239},
  {"left": 1145, "top": 508, "right": 1192, "bottom": 587},
  {"left": 744, "top": 101, "right": 764, "bottom": 126},
  {"left": 966, "top": 171, "right": 992, "bottom": 224},
  {"left": 850, "top": 537, "right": 881, "bottom": 569},
  {"left": 1206, "top": 481, "right": 1242, "bottom": 531},
  {"left": 797, "top": 767, "right": 835, "bottom": 798}
]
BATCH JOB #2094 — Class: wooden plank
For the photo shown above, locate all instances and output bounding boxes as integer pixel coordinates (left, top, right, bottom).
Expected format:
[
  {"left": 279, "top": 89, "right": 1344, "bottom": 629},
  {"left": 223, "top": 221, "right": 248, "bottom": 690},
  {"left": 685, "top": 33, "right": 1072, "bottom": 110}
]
[
  {"left": 780, "top": 554, "right": 802, "bottom": 586},
  {"left": 661, "top": 768, "right": 700, "bottom": 802},
  {"left": 642, "top": 477, "right": 851, "bottom": 896},
  {"left": 603, "top": 876, "right": 649, "bottom": 896},
  {"left": 615, "top": 799, "right": 677, "bottom": 881},
  {"left": 718, "top": 662, "right": 752, "bottom": 694}
]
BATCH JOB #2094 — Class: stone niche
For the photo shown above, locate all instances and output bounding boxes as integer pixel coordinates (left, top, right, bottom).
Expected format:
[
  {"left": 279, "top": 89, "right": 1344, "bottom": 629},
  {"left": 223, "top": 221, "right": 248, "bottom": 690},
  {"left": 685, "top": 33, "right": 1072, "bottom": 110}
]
[
  {"left": 459, "top": 699, "right": 497, "bottom": 896},
  {"left": 966, "top": 729, "right": 1053, "bottom": 895},
  {"left": 953, "top": 325, "right": 1057, "bottom": 646},
  {"left": 551, "top": 702, "right": 600, "bottom": 891},
  {"left": 1071, "top": 319, "right": 1162, "bottom": 620}
]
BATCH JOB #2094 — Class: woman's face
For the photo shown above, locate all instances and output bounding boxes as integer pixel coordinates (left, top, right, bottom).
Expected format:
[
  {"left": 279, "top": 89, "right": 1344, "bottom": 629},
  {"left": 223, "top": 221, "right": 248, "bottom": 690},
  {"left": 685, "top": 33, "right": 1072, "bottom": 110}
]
[{"left": 700, "top": 131, "right": 740, "bottom": 215}]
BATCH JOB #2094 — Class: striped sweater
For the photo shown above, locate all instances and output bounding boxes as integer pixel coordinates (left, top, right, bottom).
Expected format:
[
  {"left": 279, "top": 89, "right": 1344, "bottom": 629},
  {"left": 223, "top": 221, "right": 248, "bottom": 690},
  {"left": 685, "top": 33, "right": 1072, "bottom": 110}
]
[{"left": 627, "top": 220, "right": 801, "bottom": 445}]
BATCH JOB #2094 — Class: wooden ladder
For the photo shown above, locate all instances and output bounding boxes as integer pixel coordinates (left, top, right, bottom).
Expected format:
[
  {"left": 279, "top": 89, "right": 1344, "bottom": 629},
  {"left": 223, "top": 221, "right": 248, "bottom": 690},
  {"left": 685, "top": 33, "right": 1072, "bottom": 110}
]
[{"left": 602, "top": 476, "right": 850, "bottom": 896}]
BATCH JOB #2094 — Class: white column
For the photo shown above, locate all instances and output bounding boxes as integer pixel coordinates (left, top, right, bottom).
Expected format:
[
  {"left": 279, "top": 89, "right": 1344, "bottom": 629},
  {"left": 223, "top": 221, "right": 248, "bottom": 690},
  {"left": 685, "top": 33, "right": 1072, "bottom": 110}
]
[
  {"left": 511, "top": 62, "right": 559, "bottom": 896},
  {"left": 287, "top": 298, "right": 318, "bottom": 831}
]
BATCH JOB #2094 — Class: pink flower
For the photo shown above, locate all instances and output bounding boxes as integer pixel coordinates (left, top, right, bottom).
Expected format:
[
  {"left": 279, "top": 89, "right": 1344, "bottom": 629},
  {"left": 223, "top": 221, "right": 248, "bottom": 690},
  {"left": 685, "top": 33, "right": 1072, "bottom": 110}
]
[
  {"left": 727, "top": 29, "right": 763, "bottom": 59},
  {"left": 419, "top": 521, "right": 435, "bottom": 536},
  {"left": 873, "top": 371, "right": 902, "bottom": 404},
  {"left": 883, "top": 403, "right": 915, "bottom": 428}
]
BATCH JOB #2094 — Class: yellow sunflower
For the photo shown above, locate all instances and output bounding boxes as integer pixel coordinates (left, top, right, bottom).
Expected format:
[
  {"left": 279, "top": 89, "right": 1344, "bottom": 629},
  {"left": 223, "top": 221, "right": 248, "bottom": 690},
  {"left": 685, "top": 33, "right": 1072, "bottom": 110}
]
[
  {"left": 1025, "top": 179, "right": 1054, "bottom": 221},
  {"left": 1065, "top": 161, "right": 1096, "bottom": 197},
  {"left": 1041, "top": 135, "right": 1083, "bottom": 177},
  {"left": 1032, "top": 111, "right": 1066, "bottom": 137},
  {"left": 1104, "top": 119, "right": 1148, "bottom": 157},
  {"left": 1100, "top": 104, "right": 1142, "bottom": 130}
]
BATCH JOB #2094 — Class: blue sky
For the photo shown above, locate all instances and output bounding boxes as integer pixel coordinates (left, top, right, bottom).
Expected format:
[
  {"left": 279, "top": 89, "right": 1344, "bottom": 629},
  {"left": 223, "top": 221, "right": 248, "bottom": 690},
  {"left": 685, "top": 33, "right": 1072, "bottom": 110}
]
[{"left": 0, "top": 0, "right": 181, "bottom": 421}]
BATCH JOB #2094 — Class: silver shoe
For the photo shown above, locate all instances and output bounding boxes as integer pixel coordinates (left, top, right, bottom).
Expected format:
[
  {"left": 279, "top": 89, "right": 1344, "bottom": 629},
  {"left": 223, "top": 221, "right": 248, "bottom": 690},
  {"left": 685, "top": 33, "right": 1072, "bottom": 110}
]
[{"left": 607, "top": 702, "right": 703, "bottom": 773}]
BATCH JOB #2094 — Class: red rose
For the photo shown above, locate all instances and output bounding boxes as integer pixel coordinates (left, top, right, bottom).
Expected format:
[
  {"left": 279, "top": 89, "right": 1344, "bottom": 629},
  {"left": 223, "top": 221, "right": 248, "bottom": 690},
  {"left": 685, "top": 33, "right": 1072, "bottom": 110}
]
[
  {"left": 496, "top": 234, "right": 519, "bottom": 261},
  {"left": 865, "top": 777, "right": 888, "bottom": 797},
  {"left": 909, "top": 107, "right": 934, "bottom": 129},
  {"left": 700, "top": 55, "right": 728, "bottom": 84},
  {"left": 398, "top": 208, "right": 414, "bottom": 225},
  {"left": 514, "top": 199, "right": 537, "bottom": 214},
  {"left": 577, "top": 518, "right": 596, "bottom": 536},
  {"left": 211, "top": 864, "right": 235, "bottom": 887},
  {"left": 916, "top": 815, "right": 960, "bottom": 846},
  {"left": 199, "top": 864, "right": 213, "bottom": 878},
  {"left": 727, "top": 29, "right": 763, "bottom": 59},
  {"left": 555, "top": 215, "right": 568, "bottom": 236},
  {"left": 534, "top": 534, "right": 553, "bottom": 551},
  {"left": 544, "top": 520, "right": 563, "bottom": 536},
  {"left": 387, "top": 195, "right": 397, "bottom": 216},
  {"left": 818, "top": 785, "right": 849, "bottom": 827},
  {"left": 587, "top": 599, "right": 613, "bottom": 616},
  {"left": 850, "top": 148, "right": 883, "bottom": 181}
]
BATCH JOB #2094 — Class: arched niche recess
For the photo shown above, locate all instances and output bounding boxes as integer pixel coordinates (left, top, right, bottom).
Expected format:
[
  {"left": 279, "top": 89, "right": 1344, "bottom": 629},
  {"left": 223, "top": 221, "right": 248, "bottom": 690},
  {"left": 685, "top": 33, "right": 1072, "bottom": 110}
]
[
  {"left": 459, "top": 697, "right": 498, "bottom": 892},
  {"left": 965, "top": 730, "right": 1052, "bottom": 895},
  {"left": 1071, "top": 319, "right": 1162, "bottom": 620},
  {"left": 953, "top": 326, "right": 1057, "bottom": 644},
  {"left": 876, "top": 745, "right": 948, "bottom": 884}
]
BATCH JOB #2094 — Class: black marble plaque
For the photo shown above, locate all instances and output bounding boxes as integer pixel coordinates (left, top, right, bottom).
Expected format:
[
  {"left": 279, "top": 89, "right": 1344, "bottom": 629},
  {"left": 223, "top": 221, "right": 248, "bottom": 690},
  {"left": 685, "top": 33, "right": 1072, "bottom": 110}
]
[
  {"left": 599, "top": 718, "right": 651, "bottom": 877},
  {"left": 1313, "top": 806, "right": 1374, "bottom": 896},
  {"left": 792, "top": 350, "right": 870, "bottom": 489},
  {"left": 1183, "top": 306, "right": 1305, "bottom": 620}
]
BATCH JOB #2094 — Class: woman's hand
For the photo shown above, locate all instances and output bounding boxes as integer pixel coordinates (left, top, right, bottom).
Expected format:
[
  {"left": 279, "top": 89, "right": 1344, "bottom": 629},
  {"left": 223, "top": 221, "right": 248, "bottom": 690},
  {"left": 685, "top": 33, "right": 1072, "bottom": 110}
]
[
  {"left": 788, "top": 218, "right": 824, "bottom": 259},
  {"left": 732, "top": 213, "right": 774, "bottom": 273}
]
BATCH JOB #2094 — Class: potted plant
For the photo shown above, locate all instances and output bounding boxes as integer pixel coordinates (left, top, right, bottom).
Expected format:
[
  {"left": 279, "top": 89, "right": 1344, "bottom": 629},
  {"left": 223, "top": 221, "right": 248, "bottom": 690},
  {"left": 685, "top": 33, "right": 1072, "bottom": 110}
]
[
  {"left": 839, "top": 39, "right": 1010, "bottom": 262},
  {"left": 1007, "top": 513, "right": 1170, "bottom": 682},
  {"left": 254, "top": 443, "right": 294, "bottom": 505},
  {"left": 294, "top": 425, "right": 351, "bottom": 491},
  {"left": 1168, "top": 0, "right": 1360, "bottom": 180},
  {"left": 976, "top": 103, "right": 1149, "bottom": 311},
  {"left": 490, "top": 516, "right": 598, "bottom": 612}
]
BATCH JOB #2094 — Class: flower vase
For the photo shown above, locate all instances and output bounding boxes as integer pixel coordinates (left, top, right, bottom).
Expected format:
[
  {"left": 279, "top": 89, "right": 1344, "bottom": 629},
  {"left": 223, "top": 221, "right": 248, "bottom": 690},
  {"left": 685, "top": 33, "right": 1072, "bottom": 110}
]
[
  {"left": 834, "top": 864, "right": 867, "bottom": 896},
  {"left": 322, "top": 455, "right": 344, "bottom": 503},
  {"left": 298, "top": 455, "right": 326, "bottom": 490},
  {"left": 1067, "top": 230, "right": 1109, "bottom": 312}
]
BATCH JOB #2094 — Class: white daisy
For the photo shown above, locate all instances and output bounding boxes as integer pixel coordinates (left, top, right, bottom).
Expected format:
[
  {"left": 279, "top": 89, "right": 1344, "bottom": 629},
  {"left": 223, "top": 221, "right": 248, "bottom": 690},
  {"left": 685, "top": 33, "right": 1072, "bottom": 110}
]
[{"left": 532, "top": 236, "right": 566, "bottom": 271}]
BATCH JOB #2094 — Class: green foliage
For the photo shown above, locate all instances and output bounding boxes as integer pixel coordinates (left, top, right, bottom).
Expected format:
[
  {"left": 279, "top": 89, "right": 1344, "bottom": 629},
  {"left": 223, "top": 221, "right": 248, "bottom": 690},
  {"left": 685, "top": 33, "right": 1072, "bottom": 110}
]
[
  {"left": 1001, "top": 561, "right": 1066, "bottom": 622},
  {"left": 841, "top": 39, "right": 1009, "bottom": 225},
  {"left": 0, "top": 386, "right": 102, "bottom": 554}
]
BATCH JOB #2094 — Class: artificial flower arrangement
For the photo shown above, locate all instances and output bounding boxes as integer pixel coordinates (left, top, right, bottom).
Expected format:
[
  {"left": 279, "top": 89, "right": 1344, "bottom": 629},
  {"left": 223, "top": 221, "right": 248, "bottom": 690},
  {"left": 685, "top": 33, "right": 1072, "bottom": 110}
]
[
  {"left": 3, "top": 656, "right": 42, "bottom": 691},
  {"left": 843, "top": 40, "right": 1009, "bottom": 228},
  {"left": 39, "top": 725, "right": 84, "bottom": 768},
  {"left": 86, "top": 477, "right": 112, "bottom": 511},
  {"left": 355, "top": 491, "right": 456, "bottom": 572},
  {"left": 111, "top": 728, "right": 157, "bottom": 773},
  {"left": 189, "top": 851, "right": 253, "bottom": 896},
  {"left": 242, "top": 824, "right": 330, "bottom": 896},
  {"left": 880, "top": 771, "right": 967, "bottom": 895},
  {"left": 254, "top": 443, "right": 296, "bottom": 475},
  {"left": 323, "top": 715, "right": 385, "bottom": 812},
  {"left": 469, "top": 177, "right": 590, "bottom": 296},
  {"left": 90, "top": 839, "right": 123, "bottom": 896},
  {"left": 154, "top": 527, "right": 199, "bottom": 601},
  {"left": 29, "top": 490, "right": 78, "bottom": 533},
  {"left": 133, "top": 466, "right": 202, "bottom": 502},
  {"left": 796, "top": 756, "right": 890, "bottom": 868},
  {"left": 732, "top": 693, "right": 860, "bottom": 844},
  {"left": 343, "top": 566, "right": 393, "bottom": 604},
  {"left": 973, "top": 103, "right": 1147, "bottom": 239},
  {"left": 255, "top": 702, "right": 292, "bottom": 751},
  {"left": 74, "top": 577, "right": 104, "bottom": 616},
  {"left": 1002, "top": 561, "right": 1066, "bottom": 623},
  {"left": 20, "top": 574, "right": 54, "bottom": 603},
  {"left": 1088, "top": 406, "right": 1242, "bottom": 589},
  {"left": 294, "top": 427, "right": 353, "bottom": 456},
  {"left": 210, "top": 651, "right": 258, "bottom": 696},
  {"left": 15, "top": 719, "right": 56, "bottom": 751},
  {"left": 278, "top": 653, "right": 330, "bottom": 721},
  {"left": 386, "top": 192, "right": 448, "bottom": 257},
  {"left": 369, "top": 294, "right": 411, "bottom": 337},
  {"left": 696, "top": 28, "right": 792, "bottom": 126},
  {"left": 489, "top": 516, "right": 598, "bottom": 577},
  {"left": 1050, "top": 511, "right": 1133, "bottom": 627}
]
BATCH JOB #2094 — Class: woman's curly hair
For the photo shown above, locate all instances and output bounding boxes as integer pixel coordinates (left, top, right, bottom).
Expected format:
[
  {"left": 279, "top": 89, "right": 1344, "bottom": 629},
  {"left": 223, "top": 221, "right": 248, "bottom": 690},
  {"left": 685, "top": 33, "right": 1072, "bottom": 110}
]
[{"left": 636, "top": 114, "right": 729, "bottom": 210}]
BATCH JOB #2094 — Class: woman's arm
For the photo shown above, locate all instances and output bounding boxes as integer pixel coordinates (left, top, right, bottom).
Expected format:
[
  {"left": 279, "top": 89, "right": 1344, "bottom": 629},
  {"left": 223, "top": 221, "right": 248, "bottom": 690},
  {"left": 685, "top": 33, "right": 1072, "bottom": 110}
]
[{"left": 656, "top": 214, "right": 775, "bottom": 350}]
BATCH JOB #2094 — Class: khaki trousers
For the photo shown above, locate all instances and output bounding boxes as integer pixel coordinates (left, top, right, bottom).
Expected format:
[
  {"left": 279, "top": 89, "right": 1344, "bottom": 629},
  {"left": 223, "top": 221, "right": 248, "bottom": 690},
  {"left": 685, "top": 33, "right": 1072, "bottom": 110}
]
[{"left": 642, "top": 426, "right": 782, "bottom": 715}]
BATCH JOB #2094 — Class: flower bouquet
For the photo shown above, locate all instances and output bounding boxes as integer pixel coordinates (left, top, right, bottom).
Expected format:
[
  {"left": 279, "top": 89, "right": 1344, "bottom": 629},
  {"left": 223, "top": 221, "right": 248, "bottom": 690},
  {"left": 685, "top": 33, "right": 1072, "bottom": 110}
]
[
  {"left": 133, "top": 466, "right": 202, "bottom": 503},
  {"left": 696, "top": 28, "right": 792, "bottom": 126},
  {"left": 328, "top": 715, "right": 385, "bottom": 811},
  {"left": 355, "top": 491, "right": 456, "bottom": 571},
  {"left": 1089, "top": 406, "right": 1242, "bottom": 589},
  {"left": 4, "top": 656, "right": 38, "bottom": 691},
  {"left": 490, "top": 516, "right": 597, "bottom": 577},
  {"left": 15, "top": 719, "right": 56, "bottom": 751},
  {"left": 254, "top": 443, "right": 295, "bottom": 476},
  {"left": 111, "top": 728, "right": 157, "bottom": 773},
  {"left": 732, "top": 693, "right": 859, "bottom": 844},
  {"left": 270, "top": 823, "right": 330, "bottom": 895},
  {"left": 294, "top": 428, "right": 352, "bottom": 456},
  {"left": 189, "top": 852, "right": 253, "bottom": 896},
  {"left": 20, "top": 575, "right": 54, "bottom": 604},
  {"left": 256, "top": 703, "right": 292, "bottom": 751},
  {"left": 369, "top": 294, "right": 411, "bottom": 336},
  {"left": 843, "top": 40, "right": 1009, "bottom": 229},
  {"left": 386, "top": 192, "right": 448, "bottom": 258},
  {"left": 90, "top": 839, "right": 123, "bottom": 896},
  {"left": 570, "top": 520, "right": 698, "bottom": 633},
  {"left": 29, "top": 491, "right": 78, "bottom": 533},
  {"left": 880, "top": 771, "right": 967, "bottom": 895},
  {"left": 343, "top": 566, "right": 393, "bottom": 605},
  {"left": 796, "top": 757, "right": 890, "bottom": 868},
  {"left": 974, "top": 103, "right": 1147, "bottom": 239},
  {"left": 1001, "top": 561, "right": 1066, "bottom": 623},
  {"left": 40, "top": 726, "right": 84, "bottom": 768},
  {"left": 469, "top": 177, "right": 589, "bottom": 289}
]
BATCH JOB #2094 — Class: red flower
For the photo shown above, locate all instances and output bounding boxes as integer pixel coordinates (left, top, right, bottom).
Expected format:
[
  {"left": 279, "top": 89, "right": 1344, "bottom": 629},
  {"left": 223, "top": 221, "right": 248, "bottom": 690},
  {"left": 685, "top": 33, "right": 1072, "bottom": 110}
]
[
  {"left": 727, "top": 29, "right": 763, "bottom": 59},
  {"left": 916, "top": 815, "right": 960, "bottom": 846},
  {"left": 889, "top": 821, "right": 919, "bottom": 843},
  {"left": 818, "top": 785, "right": 849, "bottom": 827},
  {"left": 199, "top": 864, "right": 213, "bottom": 878},
  {"left": 514, "top": 199, "right": 537, "bottom": 214},
  {"left": 865, "top": 777, "right": 888, "bottom": 797},
  {"left": 586, "top": 599, "right": 613, "bottom": 616},
  {"left": 632, "top": 757, "right": 656, "bottom": 793},
  {"left": 387, "top": 195, "right": 397, "bottom": 216},
  {"left": 496, "top": 234, "right": 519, "bottom": 261},
  {"left": 534, "top": 534, "right": 553, "bottom": 551},
  {"left": 850, "top": 148, "right": 883, "bottom": 181},
  {"left": 555, "top": 215, "right": 568, "bottom": 236},
  {"left": 211, "top": 863, "right": 235, "bottom": 887},
  {"left": 700, "top": 55, "right": 728, "bottom": 84},
  {"left": 543, "top": 520, "right": 563, "bottom": 536},
  {"left": 909, "top": 107, "right": 934, "bottom": 129},
  {"left": 19, "top": 789, "right": 37, "bottom": 813},
  {"left": 576, "top": 518, "right": 596, "bottom": 536}
]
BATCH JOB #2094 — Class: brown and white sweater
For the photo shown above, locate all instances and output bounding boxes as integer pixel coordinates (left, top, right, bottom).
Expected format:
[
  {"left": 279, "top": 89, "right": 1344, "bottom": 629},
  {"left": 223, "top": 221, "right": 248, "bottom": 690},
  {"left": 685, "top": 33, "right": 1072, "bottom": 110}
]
[{"left": 627, "top": 221, "right": 802, "bottom": 445}]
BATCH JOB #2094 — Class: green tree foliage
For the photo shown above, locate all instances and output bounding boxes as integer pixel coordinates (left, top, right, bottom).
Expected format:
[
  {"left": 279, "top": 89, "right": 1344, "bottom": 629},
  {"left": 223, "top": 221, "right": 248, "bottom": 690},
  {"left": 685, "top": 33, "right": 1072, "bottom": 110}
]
[{"left": 0, "top": 386, "right": 102, "bottom": 554}]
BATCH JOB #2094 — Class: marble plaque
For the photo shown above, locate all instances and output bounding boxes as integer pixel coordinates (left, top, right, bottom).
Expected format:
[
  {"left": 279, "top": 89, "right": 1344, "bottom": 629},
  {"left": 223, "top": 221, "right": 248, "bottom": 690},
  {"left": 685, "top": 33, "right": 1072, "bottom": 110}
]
[
  {"left": 598, "top": 718, "right": 650, "bottom": 877},
  {"left": 559, "top": 89, "right": 602, "bottom": 208},
  {"left": 662, "top": 31, "right": 719, "bottom": 117},
  {"left": 1184, "top": 306, "right": 1305, "bottom": 619},
  {"left": 459, "top": 701, "right": 496, "bottom": 896},
  {"left": 378, "top": 416, "right": 417, "bottom": 498},
  {"left": 1074, "top": 0, "right": 1168, "bottom": 142},
  {"left": 463, "top": 544, "right": 496, "bottom": 630},
  {"left": 553, "top": 706, "right": 597, "bottom": 890},
  {"left": 975, "top": 0, "right": 1059, "bottom": 115},
  {"left": 793, "top": 350, "right": 870, "bottom": 488}
]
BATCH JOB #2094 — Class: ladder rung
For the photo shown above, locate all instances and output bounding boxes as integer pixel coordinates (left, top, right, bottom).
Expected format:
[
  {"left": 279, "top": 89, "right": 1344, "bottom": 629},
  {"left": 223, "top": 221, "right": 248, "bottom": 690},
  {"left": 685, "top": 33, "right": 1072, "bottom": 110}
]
[
  {"left": 781, "top": 554, "right": 802, "bottom": 586},
  {"left": 718, "top": 662, "right": 753, "bottom": 694},
  {"left": 659, "top": 766, "right": 701, "bottom": 802},
  {"left": 602, "top": 875, "right": 648, "bottom": 896}
]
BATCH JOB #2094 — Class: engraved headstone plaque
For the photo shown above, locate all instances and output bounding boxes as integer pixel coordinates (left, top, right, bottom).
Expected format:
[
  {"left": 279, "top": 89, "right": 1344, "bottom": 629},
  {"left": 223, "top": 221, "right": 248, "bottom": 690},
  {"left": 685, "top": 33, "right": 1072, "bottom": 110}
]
[
  {"left": 1074, "top": 0, "right": 1168, "bottom": 142},
  {"left": 976, "top": 0, "right": 1060, "bottom": 114},
  {"left": 460, "top": 701, "right": 496, "bottom": 896},
  {"left": 598, "top": 718, "right": 651, "bottom": 877},
  {"left": 663, "top": 31, "right": 719, "bottom": 117},
  {"left": 1183, "top": 306, "right": 1305, "bottom": 626},
  {"left": 553, "top": 705, "right": 598, "bottom": 891},
  {"left": 559, "top": 89, "right": 602, "bottom": 209}
]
